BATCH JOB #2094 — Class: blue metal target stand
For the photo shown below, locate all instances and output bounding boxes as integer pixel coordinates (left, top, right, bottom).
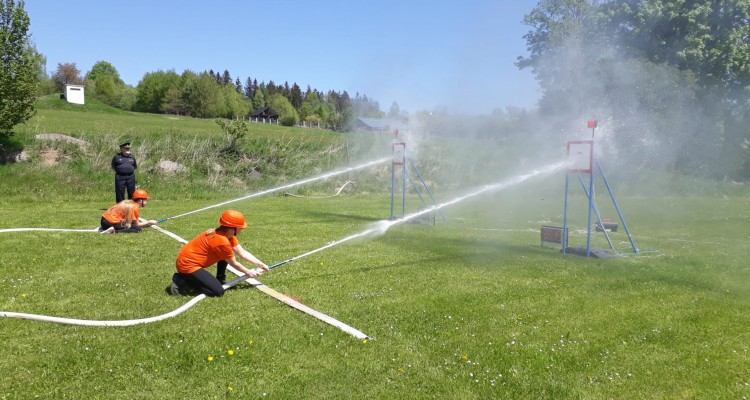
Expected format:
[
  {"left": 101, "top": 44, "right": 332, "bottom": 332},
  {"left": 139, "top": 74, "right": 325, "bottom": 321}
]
[
  {"left": 390, "top": 133, "right": 446, "bottom": 224},
  {"left": 560, "top": 120, "right": 653, "bottom": 258}
]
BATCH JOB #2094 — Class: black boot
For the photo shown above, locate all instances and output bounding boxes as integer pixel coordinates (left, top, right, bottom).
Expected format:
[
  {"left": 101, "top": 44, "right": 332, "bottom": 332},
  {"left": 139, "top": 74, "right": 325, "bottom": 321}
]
[{"left": 167, "top": 273, "right": 186, "bottom": 295}]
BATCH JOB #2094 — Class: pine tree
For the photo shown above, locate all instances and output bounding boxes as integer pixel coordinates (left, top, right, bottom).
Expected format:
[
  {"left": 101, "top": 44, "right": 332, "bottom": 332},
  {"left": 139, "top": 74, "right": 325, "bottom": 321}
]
[
  {"left": 290, "top": 82, "right": 303, "bottom": 109},
  {"left": 244, "top": 77, "right": 254, "bottom": 99}
]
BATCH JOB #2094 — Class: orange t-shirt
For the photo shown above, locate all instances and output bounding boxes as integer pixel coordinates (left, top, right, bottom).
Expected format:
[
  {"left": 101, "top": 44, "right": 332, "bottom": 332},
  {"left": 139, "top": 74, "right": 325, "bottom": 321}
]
[
  {"left": 176, "top": 229, "right": 239, "bottom": 274},
  {"left": 102, "top": 203, "right": 140, "bottom": 224}
]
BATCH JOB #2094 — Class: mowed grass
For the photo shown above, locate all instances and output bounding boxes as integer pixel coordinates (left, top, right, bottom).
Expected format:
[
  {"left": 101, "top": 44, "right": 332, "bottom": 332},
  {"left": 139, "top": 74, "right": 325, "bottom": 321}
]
[
  {"left": 1, "top": 100, "right": 749, "bottom": 398},
  {"left": 1, "top": 184, "right": 749, "bottom": 399}
]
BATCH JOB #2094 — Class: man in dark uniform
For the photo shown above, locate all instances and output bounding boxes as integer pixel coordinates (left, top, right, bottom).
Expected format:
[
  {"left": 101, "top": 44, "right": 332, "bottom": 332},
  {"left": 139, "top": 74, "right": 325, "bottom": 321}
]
[{"left": 111, "top": 142, "right": 137, "bottom": 203}]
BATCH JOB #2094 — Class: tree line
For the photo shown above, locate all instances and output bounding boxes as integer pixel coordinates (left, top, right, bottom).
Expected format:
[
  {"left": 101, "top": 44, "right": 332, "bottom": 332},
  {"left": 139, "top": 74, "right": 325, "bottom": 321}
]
[{"left": 40, "top": 61, "right": 387, "bottom": 130}]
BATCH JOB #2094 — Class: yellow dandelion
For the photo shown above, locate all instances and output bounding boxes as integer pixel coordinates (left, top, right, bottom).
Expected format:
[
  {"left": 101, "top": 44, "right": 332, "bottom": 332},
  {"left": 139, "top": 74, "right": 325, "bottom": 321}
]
[
  {"left": 247, "top": 339, "right": 254, "bottom": 345},
  {"left": 320, "top": 262, "right": 324, "bottom": 266},
  {"left": 21, "top": 293, "right": 27, "bottom": 298},
  {"left": 227, "top": 349, "right": 234, "bottom": 356},
  {"left": 462, "top": 355, "right": 469, "bottom": 362},
  {"left": 227, "top": 386, "right": 233, "bottom": 391},
  {"left": 207, "top": 355, "right": 214, "bottom": 362},
  {"left": 362, "top": 339, "right": 368, "bottom": 344},
  {"left": 397, "top": 368, "right": 405, "bottom": 373}
]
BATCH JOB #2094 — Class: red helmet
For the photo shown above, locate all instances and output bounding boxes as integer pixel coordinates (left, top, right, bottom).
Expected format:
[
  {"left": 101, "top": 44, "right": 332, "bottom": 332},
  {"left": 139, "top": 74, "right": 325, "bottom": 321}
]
[
  {"left": 219, "top": 210, "right": 247, "bottom": 228},
  {"left": 132, "top": 189, "right": 149, "bottom": 200}
]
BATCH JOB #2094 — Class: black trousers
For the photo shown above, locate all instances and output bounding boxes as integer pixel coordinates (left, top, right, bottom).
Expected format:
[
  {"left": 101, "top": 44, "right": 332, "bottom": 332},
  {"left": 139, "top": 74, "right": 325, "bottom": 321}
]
[
  {"left": 115, "top": 173, "right": 136, "bottom": 203},
  {"left": 100, "top": 217, "right": 142, "bottom": 233},
  {"left": 177, "top": 261, "right": 229, "bottom": 297}
]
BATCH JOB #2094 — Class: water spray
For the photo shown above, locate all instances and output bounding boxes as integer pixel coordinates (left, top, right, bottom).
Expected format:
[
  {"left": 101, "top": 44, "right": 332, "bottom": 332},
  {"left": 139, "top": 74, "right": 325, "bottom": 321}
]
[
  {"left": 245, "top": 160, "right": 570, "bottom": 274},
  {"left": 156, "top": 157, "right": 390, "bottom": 223}
]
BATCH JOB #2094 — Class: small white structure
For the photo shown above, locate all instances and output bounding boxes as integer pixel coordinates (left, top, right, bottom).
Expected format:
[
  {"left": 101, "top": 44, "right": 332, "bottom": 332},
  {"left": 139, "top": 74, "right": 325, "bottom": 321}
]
[{"left": 64, "top": 84, "right": 85, "bottom": 105}]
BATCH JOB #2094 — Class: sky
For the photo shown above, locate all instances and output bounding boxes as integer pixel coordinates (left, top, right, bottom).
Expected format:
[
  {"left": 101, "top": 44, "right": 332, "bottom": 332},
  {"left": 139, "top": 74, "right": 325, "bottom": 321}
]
[{"left": 24, "top": 0, "right": 542, "bottom": 115}]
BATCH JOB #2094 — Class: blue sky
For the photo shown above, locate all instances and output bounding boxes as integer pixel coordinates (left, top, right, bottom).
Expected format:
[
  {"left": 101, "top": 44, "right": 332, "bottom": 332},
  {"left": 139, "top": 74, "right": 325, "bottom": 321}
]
[{"left": 24, "top": 0, "right": 541, "bottom": 115}]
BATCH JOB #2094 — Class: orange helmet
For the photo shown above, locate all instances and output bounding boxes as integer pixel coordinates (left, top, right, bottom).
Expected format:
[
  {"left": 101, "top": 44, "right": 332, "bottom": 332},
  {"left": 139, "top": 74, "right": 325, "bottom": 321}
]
[
  {"left": 132, "top": 189, "right": 149, "bottom": 200},
  {"left": 219, "top": 210, "right": 247, "bottom": 228}
]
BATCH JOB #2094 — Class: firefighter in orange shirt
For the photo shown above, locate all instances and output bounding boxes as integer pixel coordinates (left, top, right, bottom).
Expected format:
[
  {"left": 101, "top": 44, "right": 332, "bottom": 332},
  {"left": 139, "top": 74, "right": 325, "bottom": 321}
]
[
  {"left": 169, "top": 210, "right": 269, "bottom": 297},
  {"left": 99, "top": 189, "right": 158, "bottom": 234}
]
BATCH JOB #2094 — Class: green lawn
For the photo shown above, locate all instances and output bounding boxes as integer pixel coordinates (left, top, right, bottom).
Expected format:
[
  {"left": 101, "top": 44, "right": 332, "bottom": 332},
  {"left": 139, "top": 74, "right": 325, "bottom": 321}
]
[
  {"left": 1, "top": 101, "right": 749, "bottom": 398},
  {"left": 1, "top": 186, "right": 749, "bottom": 399}
]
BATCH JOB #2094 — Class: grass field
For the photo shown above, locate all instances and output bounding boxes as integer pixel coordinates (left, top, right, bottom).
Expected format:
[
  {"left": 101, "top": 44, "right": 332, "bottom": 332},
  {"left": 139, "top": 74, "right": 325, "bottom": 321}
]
[{"left": 1, "top": 102, "right": 749, "bottom": 399}]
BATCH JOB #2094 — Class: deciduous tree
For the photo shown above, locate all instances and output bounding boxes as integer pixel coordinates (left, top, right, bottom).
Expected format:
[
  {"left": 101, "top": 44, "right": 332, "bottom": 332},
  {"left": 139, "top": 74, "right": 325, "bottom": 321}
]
[
  {"left": 268, "top": 93, "right": 298, "bottom": 126},
  {"left": 50, "top": 62, "right": 83, "bottom": 93},
  {"left": 134, "top": 69, "right": 180, "bottom": 113},
  {"left": 0, "top": 0, "right": 36, "bottom": 140},
  {"left": 251, "top": 89, "right": 266, "bottom": 111},
  {"left": 606, "top": 0, "right": 750, "bottom": 100},
  {"left": 518, "top": 0, "right": 750, "bottom": 180},
  {"left": 86, "top": 60, "right": 124, "bottom": 85},
  {"left": 86, "top": 60, "right": 128, "bottom": 107}
]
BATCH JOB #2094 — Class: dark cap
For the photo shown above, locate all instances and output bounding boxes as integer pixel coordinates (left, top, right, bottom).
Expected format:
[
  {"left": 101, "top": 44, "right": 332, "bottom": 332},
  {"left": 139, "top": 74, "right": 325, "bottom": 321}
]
[{"left": 119, "top": 142, "right": 131, "bottom": 149}]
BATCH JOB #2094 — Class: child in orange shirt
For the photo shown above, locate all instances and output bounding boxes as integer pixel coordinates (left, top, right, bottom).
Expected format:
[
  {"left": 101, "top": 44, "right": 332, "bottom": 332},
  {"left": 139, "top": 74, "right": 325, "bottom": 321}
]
[
  {"left": 99, "top": 189, "right": 157, "bottom": 233},
  {"left": 169, "top": 209, "right": 269, "bottom": 296}
]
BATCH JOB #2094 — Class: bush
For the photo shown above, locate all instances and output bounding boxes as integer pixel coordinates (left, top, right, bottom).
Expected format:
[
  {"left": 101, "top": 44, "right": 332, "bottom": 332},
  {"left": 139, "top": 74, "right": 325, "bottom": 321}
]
[{"left": 279, "top": 115, "right": 298, "bottom": 126}]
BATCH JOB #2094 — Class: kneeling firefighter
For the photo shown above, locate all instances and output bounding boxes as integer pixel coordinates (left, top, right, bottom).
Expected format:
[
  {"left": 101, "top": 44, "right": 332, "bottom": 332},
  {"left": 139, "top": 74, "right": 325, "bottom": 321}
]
[
  {"left": 169, "top": 210, "right": 269, "bottom": 297},
  {"left": 99, "top": 189, "right": 158, "bottom": 234}
]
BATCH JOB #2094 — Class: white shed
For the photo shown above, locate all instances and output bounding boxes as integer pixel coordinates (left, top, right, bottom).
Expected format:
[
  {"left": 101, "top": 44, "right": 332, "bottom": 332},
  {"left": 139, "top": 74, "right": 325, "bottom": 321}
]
[{"left": 64, "top": 84, "right": 85, "bottom": 105}]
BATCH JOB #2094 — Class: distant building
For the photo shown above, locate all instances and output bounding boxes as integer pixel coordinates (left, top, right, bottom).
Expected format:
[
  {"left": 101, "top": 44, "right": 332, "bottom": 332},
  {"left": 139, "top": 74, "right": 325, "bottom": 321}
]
[
  {"left": 64, "top": 84, "right": 85, "bottom": 105},
  {"left": 354, "top": 117, "right": 406, "bottom": 133},
  {"left": 250, "top": 106, "right": 279, "bottom": 123}
]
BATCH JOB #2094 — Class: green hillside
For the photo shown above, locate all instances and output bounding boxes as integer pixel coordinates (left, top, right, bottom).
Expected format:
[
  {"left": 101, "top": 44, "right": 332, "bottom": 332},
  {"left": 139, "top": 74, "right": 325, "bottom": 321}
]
[{"left": 2, "top": 95, "right": 390, "bottom": 202}]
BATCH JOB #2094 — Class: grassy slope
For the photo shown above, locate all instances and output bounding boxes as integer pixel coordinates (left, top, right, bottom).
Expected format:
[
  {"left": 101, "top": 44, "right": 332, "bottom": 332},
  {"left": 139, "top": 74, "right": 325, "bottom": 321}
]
[
  {"left": 4, "top": 95, "right": 365, "bottom": 202},
  {"left": 0, "top": 103, "right": 749, "bottom": 399}
]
